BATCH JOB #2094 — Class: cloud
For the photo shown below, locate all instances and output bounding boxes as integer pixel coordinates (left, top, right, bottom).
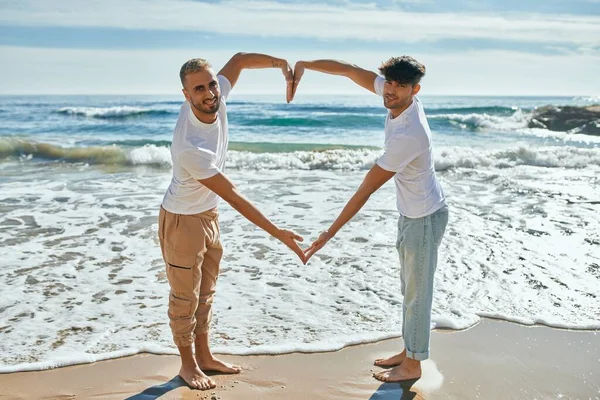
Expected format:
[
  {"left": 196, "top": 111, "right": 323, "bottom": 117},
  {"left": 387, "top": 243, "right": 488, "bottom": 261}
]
[
  {"left": 1, "top": 0, "right": 598, "bottom": 47},
  {"left": 1, "top": 45, "right": 599, "bottom": 95}
]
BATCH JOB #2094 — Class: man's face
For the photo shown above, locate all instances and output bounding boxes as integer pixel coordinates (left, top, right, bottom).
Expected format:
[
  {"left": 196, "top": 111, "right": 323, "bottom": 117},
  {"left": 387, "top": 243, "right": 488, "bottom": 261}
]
[
  {"left": 383, "top": 80, "right": 420, "bottom": 111},
  {"left": 182, "top": 68, "right": 221, "bottom": 115}
]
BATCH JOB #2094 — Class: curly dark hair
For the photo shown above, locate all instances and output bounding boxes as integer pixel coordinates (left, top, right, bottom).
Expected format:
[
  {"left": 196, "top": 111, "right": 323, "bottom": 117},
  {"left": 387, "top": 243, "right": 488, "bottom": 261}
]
[{"left": 378, "top": 56, "right": 426, "bottom": 86}]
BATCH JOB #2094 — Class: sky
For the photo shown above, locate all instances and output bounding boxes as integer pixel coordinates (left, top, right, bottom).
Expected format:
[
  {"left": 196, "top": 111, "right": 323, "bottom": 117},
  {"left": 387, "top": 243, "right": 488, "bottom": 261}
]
[{"left": 0, "top": 0, "right": 599, "bottom": 96}]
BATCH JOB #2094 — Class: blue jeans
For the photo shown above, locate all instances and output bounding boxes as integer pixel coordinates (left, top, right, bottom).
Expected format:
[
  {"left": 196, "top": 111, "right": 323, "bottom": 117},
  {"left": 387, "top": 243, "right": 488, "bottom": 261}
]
[{"left": 397, "top": 205, "right": 449, "bottom": 361}]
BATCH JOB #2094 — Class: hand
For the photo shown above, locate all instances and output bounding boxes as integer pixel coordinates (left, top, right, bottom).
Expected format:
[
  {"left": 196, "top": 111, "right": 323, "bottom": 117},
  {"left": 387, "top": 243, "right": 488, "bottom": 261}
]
[
  {"left": 276, "top": 228, "right": 307, "bottom": 264},
  {"left": 279, "top": 60, "right": 294, "bottom": 103},
  {"left": 291, "top": 61, "right": 305, "bottom": 102},
  {"left": 303, "top": 231, "right": 332, "bottom": 263}
]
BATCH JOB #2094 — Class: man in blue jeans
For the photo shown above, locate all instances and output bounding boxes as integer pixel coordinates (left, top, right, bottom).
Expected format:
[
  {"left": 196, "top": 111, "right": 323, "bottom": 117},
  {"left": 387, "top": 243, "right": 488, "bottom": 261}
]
[{"left": 296, "top": 56, "right": 449, "bottom": 382}]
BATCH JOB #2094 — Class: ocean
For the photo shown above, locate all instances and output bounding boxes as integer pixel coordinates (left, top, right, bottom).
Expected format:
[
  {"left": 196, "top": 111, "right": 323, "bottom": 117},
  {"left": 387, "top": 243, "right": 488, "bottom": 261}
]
[{"left": 1, "top": 93, "right": 599, "bottom": 373}]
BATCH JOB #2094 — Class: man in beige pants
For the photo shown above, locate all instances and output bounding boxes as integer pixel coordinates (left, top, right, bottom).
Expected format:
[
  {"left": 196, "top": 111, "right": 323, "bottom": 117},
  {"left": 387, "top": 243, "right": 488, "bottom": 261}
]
[{"left": 159, "top": 53, "right": 306, "bottom": 390}]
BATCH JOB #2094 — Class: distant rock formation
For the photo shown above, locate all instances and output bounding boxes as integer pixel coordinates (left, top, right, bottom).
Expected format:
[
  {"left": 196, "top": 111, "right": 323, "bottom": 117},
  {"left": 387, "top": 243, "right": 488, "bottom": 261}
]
[{"left": 528, "top": 105, "right": 600, "bottom": 136}]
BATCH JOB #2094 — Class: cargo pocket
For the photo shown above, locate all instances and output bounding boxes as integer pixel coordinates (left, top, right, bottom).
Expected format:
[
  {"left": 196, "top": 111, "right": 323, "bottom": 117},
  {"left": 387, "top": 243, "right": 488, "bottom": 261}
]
[
  {"left": 165, "top": 248, "right": 198, "bottom": 318},
  {"left": 168, "top": 292, "right": 193, "bottom": 320}
]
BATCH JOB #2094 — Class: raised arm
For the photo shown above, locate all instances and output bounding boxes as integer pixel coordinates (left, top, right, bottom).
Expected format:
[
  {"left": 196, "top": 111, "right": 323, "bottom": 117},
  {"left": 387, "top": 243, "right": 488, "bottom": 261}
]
[
  {"left": 292, "top": 60, "right": 378, "bottom": 99},
  {"left": 198, "top": 172, "right": 306, "bottom": 263},
  {"left": 218, "top": 52, "right": 294, "bottom": 102}
]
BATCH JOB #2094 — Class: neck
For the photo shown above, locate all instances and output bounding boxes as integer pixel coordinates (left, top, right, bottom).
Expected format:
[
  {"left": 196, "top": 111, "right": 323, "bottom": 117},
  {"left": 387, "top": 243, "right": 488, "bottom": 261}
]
[
  {"left": 389, "top": 98, "right": 414, "bottom": 119},
  {"left": 191, "top": 106, "right": 217, "bottom": 124}
]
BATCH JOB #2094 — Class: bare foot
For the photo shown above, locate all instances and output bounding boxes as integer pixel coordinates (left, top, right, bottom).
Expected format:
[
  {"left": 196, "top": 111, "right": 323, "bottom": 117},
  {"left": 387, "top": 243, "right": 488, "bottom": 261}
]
[
  {"left": 374, "top": 350, "right": 406, "bottom": 367},
  {"left": 373, "top": 359, "right": 422, "bottom": 382},
  {"left": 197, "top": 356, "right": 242, "bottom": 374},
  {"left": 179, "top": 365, "right": 216, "bottom": 390}
]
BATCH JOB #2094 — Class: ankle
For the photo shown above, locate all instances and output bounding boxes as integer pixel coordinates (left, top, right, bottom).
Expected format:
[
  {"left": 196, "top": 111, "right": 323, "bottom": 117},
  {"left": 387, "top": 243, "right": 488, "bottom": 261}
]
[
  {"left": 181, "top": 360, "right": 199, "bottom": 369},
  {"left": 194, "top": 348, "right": 213, "bottom": 361},
  {"left": 404, "top": 357, "right": 421, "bottom": 368}
]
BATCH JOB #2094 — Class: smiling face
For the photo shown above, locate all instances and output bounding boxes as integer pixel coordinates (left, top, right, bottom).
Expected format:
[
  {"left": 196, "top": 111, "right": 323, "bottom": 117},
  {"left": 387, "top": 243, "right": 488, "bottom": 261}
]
[
  {"left": 378, "top": 56, "right": 426, "bottom": 117},
  {"left": 181, "top": 67, "right": 221, "bottom": 122},
  {"left": 383, "top": 80, "right": 420, "bottom": 114}
]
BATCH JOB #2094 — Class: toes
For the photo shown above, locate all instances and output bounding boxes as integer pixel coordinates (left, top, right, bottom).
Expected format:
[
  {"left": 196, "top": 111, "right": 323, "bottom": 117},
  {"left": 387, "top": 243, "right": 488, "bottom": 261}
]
[
  {"left": 373, "top": 371, "right": 387, "bottom": 382},
  {"left": 208, "top": 378, "right": 217, "bottom": 389},
  {"left": 191, "top": 379, "right": 202, "bottom": 389}
]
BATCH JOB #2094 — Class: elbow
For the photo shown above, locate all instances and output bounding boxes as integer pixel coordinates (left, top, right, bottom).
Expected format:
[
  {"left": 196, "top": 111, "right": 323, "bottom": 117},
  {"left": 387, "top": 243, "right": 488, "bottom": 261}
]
[
  {"left": 231, "top": 52, "right": 246, "bottom": 63},
  {"left": 356, "top": 187, "right": 374, "bottom": 203}
]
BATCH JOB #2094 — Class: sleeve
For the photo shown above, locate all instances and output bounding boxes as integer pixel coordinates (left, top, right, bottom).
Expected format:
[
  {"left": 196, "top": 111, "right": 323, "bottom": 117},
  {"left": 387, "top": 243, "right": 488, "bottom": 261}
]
[
  {"left": 179, "top": 148, "right": 221, "bottom": 180},
  {"left": 373, "top": 75, "right": 385, "bottom": 97},
  {"left": 218, "top": 75, "right": 232, "bottom": 102},
  {"left": 376, "top": 136, "right": 422, "bottom": 173}
]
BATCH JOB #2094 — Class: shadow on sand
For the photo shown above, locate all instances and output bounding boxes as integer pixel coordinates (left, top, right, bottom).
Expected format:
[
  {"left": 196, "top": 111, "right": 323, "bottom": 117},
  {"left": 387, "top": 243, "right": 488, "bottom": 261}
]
[
  {"left": 368, "top": 379, "right": 420, "bottom": 400},
  {"left": 124, "top": 375, "right": 188, "bottom": 400}
]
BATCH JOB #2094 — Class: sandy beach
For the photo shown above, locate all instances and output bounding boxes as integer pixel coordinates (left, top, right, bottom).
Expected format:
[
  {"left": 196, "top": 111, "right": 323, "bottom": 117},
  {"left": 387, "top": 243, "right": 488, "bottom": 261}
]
[{"left": 1, "top": 318, "right": 598, "bottom": 400}]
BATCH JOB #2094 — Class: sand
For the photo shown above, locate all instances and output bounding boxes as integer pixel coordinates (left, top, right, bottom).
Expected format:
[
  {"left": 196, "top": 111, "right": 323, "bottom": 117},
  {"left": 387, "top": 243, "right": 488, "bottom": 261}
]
[{"left": 1, "top": 319, "right": 598, "bottom": 400}]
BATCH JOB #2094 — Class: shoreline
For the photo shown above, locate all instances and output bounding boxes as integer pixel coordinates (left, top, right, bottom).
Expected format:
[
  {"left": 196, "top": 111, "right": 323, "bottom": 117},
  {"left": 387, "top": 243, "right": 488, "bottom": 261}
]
[
  {"left": 2, "top": 317, "right": 597, "bottom": 374},
  {"left": 1, "top": 318, "right": 598, "bottom": 399}
]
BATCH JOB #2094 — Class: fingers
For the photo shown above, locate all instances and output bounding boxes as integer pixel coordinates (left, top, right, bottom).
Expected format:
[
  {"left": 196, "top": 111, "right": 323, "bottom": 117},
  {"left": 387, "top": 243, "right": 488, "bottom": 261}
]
[
  {"left": 283, "top": 63, "right": 294, "bottom": 103},
  {"left": 291, "top": 62, "right": 304, "bottom": 102},
  {"left": 286, "top": 79, "right": 294, "bottom": 104},
  {"left": 303, "top": 239, "right": 326, "bottom": 263},
  {"left": 304, "top": 246, "right": 320, "bottom": 263},
  {"left": 288, "top": 231, "right": 304, "bottom": 242},
  {"left": 287, "top": 240, "right": 307, "bottom": 264}
]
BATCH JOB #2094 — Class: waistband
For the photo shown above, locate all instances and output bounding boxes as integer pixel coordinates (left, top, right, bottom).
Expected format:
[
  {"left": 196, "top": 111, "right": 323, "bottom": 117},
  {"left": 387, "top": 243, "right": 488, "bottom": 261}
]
[{"left": 160, "top": 206, "right": 219, "bottom": 221}]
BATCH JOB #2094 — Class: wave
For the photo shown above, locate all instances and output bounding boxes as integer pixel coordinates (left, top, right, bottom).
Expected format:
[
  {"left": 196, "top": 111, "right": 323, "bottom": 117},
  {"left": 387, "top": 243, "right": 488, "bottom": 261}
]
[
  {"left": 231, "top": 114, "right": 383, "bottom": 129},
  {"left": 573, "top": 96, "right": 600, "bottom": 103},
  {"left": 427, "top": 106, "right": 519, "bottom": 115},
  {"left": 430, "top": 109, "right": 530, "bottom": 131},
  {"left": 1, "top": 139, "right": 599, "bottom": 170},
  {"left": 56, "top": 106, "right": 174, "bottom": 119}
]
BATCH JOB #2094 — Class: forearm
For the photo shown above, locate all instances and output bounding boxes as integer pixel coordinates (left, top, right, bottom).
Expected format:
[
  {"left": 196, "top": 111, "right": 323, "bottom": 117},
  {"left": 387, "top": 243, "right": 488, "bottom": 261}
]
[
  {"left": 326, "top": 190, "right": 371, "bottom": 237},
  {"left": 226, "top": 188, "right": 280, "bottom": 238},
  {"left": 298, "top": 59, "right": 357, "bottom": 77},
  {"left": 232, "top": 52, "right": 287, "bottom": 70}
]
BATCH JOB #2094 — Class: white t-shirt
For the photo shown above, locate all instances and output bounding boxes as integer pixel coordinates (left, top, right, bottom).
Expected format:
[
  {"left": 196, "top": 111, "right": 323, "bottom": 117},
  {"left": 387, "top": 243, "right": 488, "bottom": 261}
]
[
  {"left": 161, "top": 75, "right": 232, "bottom": 214},
  {"left": 374, "top": 76, "right": 446, "bottom": 218}
]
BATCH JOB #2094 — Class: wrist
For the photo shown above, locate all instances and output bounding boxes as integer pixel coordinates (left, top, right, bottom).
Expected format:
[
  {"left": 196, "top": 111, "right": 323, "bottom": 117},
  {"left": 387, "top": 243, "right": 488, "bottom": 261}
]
[{"left": 272, "top": 57, "right": 286, "bottom": 68}]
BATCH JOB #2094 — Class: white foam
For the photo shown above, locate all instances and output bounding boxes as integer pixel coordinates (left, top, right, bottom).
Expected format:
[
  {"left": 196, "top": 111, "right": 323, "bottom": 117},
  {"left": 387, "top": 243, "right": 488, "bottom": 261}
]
[
  {"left": 57, "top": 106, "right": 166, "bottom": 118},
  {"left": 431, "top": 109, "right": 530, "bottom": 131},
  {"left": 0, "top": 161, "right": 599, "bottom": 372},
  {"left": 129, "top": 144, "right": 171, "bottom": 166},
  {"left": 122, "top": 144, "right": 600, "bottom": 171}
]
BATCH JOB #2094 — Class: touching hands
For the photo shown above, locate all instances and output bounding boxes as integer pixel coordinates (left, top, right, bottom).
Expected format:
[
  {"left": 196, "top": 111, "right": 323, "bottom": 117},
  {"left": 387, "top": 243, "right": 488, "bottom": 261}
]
[
  {"left": 276, "top": 61, "right": 330, "bottom": 264},
  {"left": 303, "top": 230, "right": 332, "bottom": 264},
  {"left": 291, "top": 61, "right": 305, "bottom": 102},
  {"left": 277, "top": 60, "right": 295, "bottom": 103},
  {"left": 277, "top": 60, "right": 305, "bottom": 103},
  {"left": 276, "top": 228, "right": 307, "bottom": 264}
]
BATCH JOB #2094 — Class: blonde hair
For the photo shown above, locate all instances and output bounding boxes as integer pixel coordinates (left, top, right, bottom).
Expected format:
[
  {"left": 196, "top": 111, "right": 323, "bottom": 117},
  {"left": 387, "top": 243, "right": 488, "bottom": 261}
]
[{"left": 179, "top": 58, "right": 212, "bottom": 86}]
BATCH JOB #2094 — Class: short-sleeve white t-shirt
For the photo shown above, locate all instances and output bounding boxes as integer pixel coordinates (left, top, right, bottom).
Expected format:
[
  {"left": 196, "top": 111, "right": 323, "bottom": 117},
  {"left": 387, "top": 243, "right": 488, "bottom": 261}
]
[
  {"left": 373, "top": 76, "right": 446, "bottom": 218},
  {"left": 161, "top": 75, "right": 232, "bottom": 214}
]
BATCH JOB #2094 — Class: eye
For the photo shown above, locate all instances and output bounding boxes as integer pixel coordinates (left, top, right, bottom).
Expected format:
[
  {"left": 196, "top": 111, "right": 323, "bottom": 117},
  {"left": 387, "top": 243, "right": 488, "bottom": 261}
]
[{"left": 210, "top": 82, "right": 218, "bottom": 88}]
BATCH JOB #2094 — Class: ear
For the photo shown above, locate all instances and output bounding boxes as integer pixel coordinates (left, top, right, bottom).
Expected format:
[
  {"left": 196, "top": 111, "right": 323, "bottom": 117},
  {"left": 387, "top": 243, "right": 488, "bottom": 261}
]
[
  {"left": 412, "top": 83, "right": 421, "bottom": 96},
  {"left": 182, "top": 88, "right": 191, "bottom": 102}
]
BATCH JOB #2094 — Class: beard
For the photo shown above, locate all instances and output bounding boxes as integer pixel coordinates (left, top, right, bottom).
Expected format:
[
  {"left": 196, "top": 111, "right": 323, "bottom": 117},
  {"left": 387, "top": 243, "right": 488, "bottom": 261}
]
[
  {"left": 191, "top": 96, "right": 220, "bottom": 115},
  {"left": 383, "top": 95, "right": 411, "bottom": 110}
]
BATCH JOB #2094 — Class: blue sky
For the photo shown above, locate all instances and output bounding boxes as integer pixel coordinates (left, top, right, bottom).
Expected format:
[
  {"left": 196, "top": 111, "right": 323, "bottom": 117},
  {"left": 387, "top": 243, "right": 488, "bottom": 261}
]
[{"left": 0, "top": 0, "right": 599, "bottom": 95}]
